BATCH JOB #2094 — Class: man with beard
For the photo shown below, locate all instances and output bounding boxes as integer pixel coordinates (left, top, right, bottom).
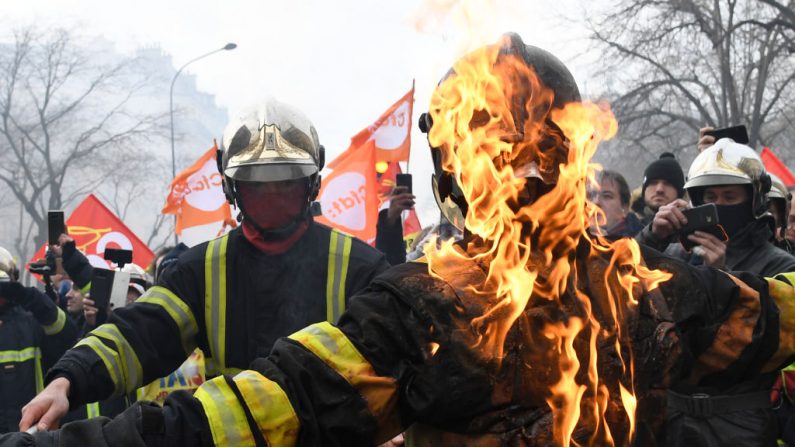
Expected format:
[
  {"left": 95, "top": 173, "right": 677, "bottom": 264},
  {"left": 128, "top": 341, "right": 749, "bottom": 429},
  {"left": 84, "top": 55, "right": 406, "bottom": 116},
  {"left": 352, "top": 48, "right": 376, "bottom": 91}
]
[
  {"left": 5, "top": 34, "right": 795, "bottom": 447},
  {"left": 636, "top": 153, "right": 686, "bottom": 228}
]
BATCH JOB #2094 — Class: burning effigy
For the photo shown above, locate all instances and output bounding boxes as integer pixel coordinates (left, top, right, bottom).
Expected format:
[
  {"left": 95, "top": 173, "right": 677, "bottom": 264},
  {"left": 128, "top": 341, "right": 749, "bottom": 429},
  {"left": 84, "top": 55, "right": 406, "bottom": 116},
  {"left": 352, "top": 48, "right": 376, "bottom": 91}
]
[{"left": 392, "top": 32, "right": 673, "bottom": 446}]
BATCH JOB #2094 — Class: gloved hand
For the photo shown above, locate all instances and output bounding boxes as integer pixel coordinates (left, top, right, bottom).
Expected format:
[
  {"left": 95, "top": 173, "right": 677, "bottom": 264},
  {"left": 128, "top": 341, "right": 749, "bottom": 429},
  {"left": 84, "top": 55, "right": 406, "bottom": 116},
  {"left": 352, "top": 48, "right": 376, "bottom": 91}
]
[{"left": 0, "top": 282, "right": 28, "bottom": 304}]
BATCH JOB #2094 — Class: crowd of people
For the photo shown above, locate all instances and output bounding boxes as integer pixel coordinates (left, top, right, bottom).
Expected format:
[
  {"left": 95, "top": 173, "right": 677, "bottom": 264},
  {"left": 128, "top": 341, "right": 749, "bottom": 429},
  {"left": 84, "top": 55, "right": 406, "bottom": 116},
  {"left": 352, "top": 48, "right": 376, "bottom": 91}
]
[{"left": 1, "top": 33, "right": 795, "bottom": 446}]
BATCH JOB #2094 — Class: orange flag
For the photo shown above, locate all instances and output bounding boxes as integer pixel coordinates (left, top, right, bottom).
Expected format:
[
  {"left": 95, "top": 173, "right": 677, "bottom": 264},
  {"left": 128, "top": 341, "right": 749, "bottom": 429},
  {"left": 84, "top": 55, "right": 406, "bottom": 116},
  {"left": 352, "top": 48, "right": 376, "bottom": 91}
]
[
  {"left": 29, "top": 194, "right": 155, "bottom": 271},
  {"left": 316, "top": 141, "right": 380, "bottom": 243},
  {"left": 162, "top": 143, "right": 236, "bottom": 235},
  {"left": 761, "top": 147, "right": 795, "bottom": 187},
  {"left": 329, "top": 84, "right": 414, "bottom": 168}
]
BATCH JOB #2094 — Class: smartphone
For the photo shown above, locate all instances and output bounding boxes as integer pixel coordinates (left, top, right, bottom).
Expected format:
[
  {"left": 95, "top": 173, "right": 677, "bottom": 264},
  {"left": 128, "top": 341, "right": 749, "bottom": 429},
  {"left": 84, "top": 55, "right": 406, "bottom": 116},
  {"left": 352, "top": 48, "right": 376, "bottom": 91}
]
[
  {"left": 47, "top": 211, "right": 65, "bottom": 245},
  {"left": 396, "top": 173, "right": 412, "bottom": 194},
  {"left": 90, "top": 268, "right": 131, "bottom": 311},
  {"left": 90, "top": 268, "right": 114, "bottom": 311},
  {"left": 679, "top": 203, "right": 728, "bottom": 251},
  {"left": 705, "top": 125, "right": 749, "bottom": 145}
]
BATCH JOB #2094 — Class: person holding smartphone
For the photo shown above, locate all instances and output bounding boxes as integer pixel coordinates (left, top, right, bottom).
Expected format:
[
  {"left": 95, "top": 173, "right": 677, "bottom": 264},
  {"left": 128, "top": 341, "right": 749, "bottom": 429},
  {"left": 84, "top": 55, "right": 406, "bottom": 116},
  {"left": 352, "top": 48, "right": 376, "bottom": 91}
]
[
  {"left": 375, "top": 181, "right": 416, "bottom": 266},
  {"left": 640, "top": 138, "right": 795, "bottom": 276},
  {"left": 636, "top": 138, "right": 795, "bottom": 444},
  {"left": 0, "top": 247, "right": 77, "bottom": 434}
]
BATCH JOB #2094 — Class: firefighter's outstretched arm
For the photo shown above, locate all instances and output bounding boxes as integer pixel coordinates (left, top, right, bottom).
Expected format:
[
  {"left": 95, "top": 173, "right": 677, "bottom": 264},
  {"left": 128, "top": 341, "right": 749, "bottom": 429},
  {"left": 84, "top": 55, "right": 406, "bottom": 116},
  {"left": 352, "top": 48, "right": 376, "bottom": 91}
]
[{"left": 20, "top": 261, "right": 204, "bottom": 432}]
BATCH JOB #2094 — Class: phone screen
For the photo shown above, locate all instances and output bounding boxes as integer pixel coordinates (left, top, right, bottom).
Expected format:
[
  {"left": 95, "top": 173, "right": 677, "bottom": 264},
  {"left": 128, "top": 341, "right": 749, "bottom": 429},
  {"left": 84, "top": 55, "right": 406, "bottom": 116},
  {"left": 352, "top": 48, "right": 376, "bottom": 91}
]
[
  {"left": 396, "top": 173, "right": 412, "bottom": 194},
  {"left": 705, "top": 125, "right": 749, "bottom": 145},
  {"left": 48, "top": 211, "right": 65, "bottom": 245}
]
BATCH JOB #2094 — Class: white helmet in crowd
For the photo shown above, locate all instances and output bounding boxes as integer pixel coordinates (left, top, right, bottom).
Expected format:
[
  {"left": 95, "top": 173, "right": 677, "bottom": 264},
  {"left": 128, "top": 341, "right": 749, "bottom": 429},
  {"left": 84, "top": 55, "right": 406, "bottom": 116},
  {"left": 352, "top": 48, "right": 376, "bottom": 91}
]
[
  {"left": 684, "top": 138, "right": 771, "bottom": 219},
  {"left": 768, "top": 173, "right": 789, "bottom": 202},
  {"left": 121, "top": 262, "right": 149, "bottom": 296},
  {"left": 0, "top": 247, "right": 16, "bottom": 282}
]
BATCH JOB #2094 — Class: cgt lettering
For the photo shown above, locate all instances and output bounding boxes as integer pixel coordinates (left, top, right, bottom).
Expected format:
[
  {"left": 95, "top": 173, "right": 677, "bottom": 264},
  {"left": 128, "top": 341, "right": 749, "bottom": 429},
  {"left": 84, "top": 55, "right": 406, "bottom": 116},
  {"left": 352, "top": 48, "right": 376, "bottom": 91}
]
[
  {"left": 188, "top": 173, "right": 223, "bottom": 193},
  {"left": 325, "top": 186, "right": 367, "bottom": 220}
]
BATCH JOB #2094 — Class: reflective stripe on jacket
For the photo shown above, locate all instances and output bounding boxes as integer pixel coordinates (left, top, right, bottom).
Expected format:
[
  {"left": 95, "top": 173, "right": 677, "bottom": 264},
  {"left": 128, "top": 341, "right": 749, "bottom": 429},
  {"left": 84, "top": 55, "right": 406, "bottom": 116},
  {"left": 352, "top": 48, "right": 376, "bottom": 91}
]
[{"left": 46, "top": 223, "right": 389, "bottom": 407}]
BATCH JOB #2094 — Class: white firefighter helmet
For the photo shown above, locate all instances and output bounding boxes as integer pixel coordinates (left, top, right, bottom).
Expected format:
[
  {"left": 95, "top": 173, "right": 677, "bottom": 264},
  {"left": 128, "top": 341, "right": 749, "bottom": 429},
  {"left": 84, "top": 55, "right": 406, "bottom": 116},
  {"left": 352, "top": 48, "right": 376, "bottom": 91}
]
[
  {"left": 768, "top": 172, "right": 789, "bottom": 201},
  {"left": 0, "top": 247, "right": 15, "bottom": 282},
  {"left": 120, "top": 262, "right": 149, "bottom": 295},
  {"left": 684, "top": 138, "right": 771, "bottom": 218},
  {"left": 220, "top": 99, "right": 324, "bottom": 184}
]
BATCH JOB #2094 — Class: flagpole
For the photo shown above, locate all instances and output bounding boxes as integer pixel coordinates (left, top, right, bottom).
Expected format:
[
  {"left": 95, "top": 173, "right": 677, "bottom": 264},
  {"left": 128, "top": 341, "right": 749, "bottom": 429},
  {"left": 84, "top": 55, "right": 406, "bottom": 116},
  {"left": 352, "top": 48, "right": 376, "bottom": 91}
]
[
  {"left": 407, "top": 79, "right": 415, "bottom": 174},
  {"left": 169, "top": 43, "right": 237, "bottom": 244}
]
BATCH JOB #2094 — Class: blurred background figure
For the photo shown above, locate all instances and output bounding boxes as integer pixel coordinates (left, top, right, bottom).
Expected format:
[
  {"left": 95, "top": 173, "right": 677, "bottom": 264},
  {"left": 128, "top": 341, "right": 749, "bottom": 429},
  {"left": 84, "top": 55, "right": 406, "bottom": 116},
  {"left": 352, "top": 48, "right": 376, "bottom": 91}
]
[
  {"left": 0, "top": 246, "right": 77, "bottom": 433},
  {"left": 590, "top": 170, "right": 643, "bottom": 237},
  {"left": 376, "top": 185, "right": 416, "bottom": 265},
  {"left": 639, "top": 153, "right": 685, "bottom": 227},
  {"left": 767, "top": 173, "right": 792, "bottom": 253}
]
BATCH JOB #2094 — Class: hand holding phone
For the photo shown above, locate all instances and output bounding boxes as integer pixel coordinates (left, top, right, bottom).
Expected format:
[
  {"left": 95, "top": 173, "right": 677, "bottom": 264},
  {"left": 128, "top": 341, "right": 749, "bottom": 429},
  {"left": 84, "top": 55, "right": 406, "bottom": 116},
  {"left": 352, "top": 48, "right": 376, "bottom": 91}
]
[
  {"left": 679, "top": 203, "right": 728, "bottom": 251},
  {"left": 396, "top": 173, "right": 412, "bottom": 194},
  {"left": 704, "top": 125, "right": 749, "bottom": 145}
]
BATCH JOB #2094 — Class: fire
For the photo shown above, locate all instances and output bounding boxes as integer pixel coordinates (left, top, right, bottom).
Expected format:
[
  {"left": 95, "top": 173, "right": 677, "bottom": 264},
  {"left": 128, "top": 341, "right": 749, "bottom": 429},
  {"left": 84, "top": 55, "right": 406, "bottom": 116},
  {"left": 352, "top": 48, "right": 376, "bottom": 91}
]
[{"left": 423, "top": 36, "right": 672, "bottom": 445}]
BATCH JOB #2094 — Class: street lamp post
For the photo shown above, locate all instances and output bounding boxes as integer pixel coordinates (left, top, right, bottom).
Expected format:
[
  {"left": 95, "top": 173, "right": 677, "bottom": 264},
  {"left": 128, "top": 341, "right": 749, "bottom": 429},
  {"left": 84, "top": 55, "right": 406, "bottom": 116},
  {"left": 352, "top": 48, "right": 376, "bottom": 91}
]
[{"left": 169, "top": 42, "right": 236, "bottom": 243}]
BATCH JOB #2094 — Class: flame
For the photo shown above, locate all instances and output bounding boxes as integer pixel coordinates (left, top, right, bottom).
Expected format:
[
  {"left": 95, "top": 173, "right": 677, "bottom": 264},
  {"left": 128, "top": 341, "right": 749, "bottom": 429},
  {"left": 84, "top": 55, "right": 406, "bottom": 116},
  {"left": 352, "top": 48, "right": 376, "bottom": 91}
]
[{"left": 423, "top": 36, "right": 672, "bottom": 445}]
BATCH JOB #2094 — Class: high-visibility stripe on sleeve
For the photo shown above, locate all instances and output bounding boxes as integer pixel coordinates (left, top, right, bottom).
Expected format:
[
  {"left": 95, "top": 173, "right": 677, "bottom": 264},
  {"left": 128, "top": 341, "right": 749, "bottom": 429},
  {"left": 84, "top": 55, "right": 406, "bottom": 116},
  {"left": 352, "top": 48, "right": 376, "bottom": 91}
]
[
  {"left": 34, "top": 352, "right": 43, "bottom": 392},
  {"left": 232, "top": 370, "right": 299, "bottom": 447},
  {"left": 42, "top": 308, "right": 67, "bottom": 335},
  {"left": 326, "top": 230, "right": 353, "bottom": 324},
  {"left": 205, "top": 234, "right": 229, "bottom": 373},
  {"left": 75, "top": 336, "right": 124, "bottom": 395},
  {"left": 82, "top": 324, "right": 143, "bottom": 394},
  {"left": 289, "top": 322, "right": 400, "bottom": 442},
  {"left": 136, "top": 286, "right": 199, "bottom": 356},
  {"left": 194, "top": 376, "right": 254, "bottom": 446},
  {"left": 765, "top": 275, "right": 795, "bottom": 371}
]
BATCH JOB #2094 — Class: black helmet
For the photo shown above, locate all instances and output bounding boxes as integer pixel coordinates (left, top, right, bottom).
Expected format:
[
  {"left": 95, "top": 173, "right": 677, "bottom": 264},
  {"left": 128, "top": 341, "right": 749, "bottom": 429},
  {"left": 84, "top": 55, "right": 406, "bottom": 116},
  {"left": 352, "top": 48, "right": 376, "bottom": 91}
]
[{"left": 419, "top": 33, "right": 581, "bottom": 230}]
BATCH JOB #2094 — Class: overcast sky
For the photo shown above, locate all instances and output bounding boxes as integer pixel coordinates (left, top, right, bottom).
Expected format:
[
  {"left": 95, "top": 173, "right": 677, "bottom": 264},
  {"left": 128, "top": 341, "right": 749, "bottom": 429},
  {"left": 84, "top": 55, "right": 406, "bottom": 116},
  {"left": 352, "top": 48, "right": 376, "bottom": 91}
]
[{"left": 2, "top": 0, "right": 595, "bottom": 226}]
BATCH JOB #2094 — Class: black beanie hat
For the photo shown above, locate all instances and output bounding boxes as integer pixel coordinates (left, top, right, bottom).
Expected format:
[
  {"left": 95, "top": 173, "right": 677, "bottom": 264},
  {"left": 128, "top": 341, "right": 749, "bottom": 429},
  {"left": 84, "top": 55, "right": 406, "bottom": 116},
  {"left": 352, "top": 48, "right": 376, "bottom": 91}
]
[{"left": 642, "top": 152, "right": 685, "bottom": 198}]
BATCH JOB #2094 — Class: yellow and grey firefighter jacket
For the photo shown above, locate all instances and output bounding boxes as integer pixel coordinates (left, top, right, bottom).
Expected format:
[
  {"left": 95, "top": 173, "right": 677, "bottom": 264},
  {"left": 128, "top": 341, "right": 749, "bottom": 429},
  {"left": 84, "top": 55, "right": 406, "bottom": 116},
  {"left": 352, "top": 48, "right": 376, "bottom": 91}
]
[
  {"left": 44, "top": 222, "right": 389, "bottom": 410},
  {"left": 125, "top": 241, "right": 795, "bottom": 447},
  {"left": 0, "top": 288, "right": 76, "bottom": 433}
]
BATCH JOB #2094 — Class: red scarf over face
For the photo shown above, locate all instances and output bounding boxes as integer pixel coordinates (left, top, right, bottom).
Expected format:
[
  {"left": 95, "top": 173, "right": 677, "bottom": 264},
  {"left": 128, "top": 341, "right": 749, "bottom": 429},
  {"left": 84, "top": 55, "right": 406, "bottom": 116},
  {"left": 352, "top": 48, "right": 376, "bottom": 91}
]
[{"left": 238, "top": 181, "right": 310, "bottom": 254}]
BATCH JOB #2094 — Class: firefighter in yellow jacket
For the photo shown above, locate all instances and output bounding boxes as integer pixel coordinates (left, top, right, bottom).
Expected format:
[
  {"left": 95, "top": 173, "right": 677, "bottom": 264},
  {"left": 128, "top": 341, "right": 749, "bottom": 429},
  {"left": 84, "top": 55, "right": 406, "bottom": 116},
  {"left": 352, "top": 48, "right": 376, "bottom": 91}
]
[
  {"left": 17, "top": 99, "right": 390, "bottom": 433},
  {"left": 8, "top": 35, "right": 795, "bottom": 447}
]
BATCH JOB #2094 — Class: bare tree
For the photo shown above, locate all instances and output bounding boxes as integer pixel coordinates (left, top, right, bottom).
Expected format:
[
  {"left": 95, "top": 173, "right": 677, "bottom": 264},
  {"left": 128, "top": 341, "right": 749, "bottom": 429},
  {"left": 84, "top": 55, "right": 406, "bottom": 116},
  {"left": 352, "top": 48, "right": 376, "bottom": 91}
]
[
  {"left": 0, "top": 27, "right": 165, "bottom": 258},
  {"left": 587, "top": 0, "right": 795, "bottom": 180}
]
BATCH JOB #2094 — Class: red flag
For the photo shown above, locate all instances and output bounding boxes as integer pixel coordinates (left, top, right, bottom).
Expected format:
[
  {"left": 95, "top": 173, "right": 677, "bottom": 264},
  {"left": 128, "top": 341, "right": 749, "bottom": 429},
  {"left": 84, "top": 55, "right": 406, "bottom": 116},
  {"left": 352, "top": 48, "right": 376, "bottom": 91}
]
[
  {"left": 162, "top": 143, "right": 236, "bottom": 235},
  {"left": 29, "top": 194, "right": 155, "bottom": 271},
  {"left": 761, "top": 147, "right": 795, "bottom": 187},
  {"left": 315, "top": 142, "right": 380, "bottom": 243},
  {"left": 330, "top": 85, "right": 414, "bottom": 168}
]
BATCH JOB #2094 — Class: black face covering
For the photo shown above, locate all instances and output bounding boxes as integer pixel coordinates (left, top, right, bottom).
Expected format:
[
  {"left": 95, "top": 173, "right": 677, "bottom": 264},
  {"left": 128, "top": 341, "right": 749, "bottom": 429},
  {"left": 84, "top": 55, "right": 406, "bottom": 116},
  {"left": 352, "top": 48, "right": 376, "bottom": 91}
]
[{"left": 716, "top": 200, "right": 754, "bottom": 238}]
